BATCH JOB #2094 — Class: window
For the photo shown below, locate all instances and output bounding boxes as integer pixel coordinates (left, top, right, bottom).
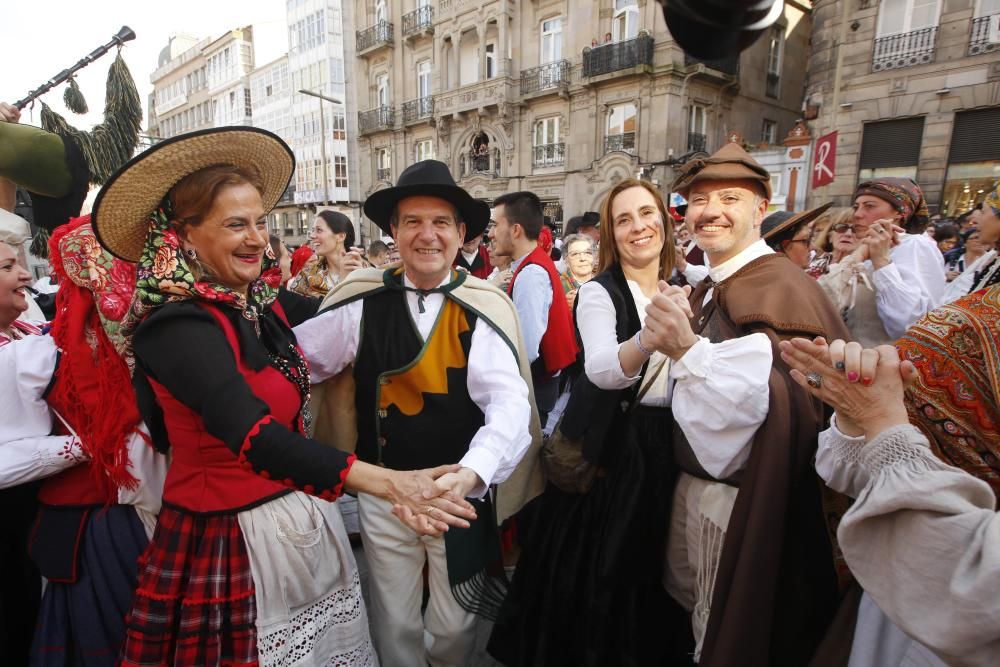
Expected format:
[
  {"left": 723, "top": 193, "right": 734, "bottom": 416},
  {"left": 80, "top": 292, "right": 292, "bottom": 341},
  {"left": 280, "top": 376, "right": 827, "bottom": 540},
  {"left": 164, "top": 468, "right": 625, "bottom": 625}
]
[
  {"left": 376, "top": 147, "right": 392, "bottom": 181},
  {"left": 376, "top": 73, "right": 389, "bottom": 107},
  {"left": 415, "top": 139, "right": 434, "bottom": 161},
  {"left": 486, "top": 43, "right": 497, "bottom": 79},
  {"left": 376, "top": 0, "right": 388, "bottom": 24},
  {"left": 417, "top": 60, "right": 432, "bottom": 99},
  {"left": 541, "top": 17, "right": 563, "bottom": 63},
  {"left": 534, "top": 117, "right": 560, "bottom": 146},
  {"left": 688, "top": 104, "right": 707, "bottom": 151},
  {"left": 858, "top": 117, "right": 925, "bottom": 182},
  {"left": 244, "top": 89, "right": 252, "bottom": 118},
  {"left": 941, "top": 107, "right": 1000, "bottom": 215},
  {"left": 612, "top": 0, "right": 640, "bottom": 41},
  {"left": 606, "top": 103, "right": 637, "bottom": 153},
  {"left": 877, "top": 0, "right": 940, "bottom": 36},
  {"left": 766, "top": 26, "right": 783, "bottom": 98},
  {"left": 332, "top": 111, "right": 346, "bottom": 140},
  {"left": 762, "top": 119, "right": 778, "bottom": 145},
  {"left": 976, "top": 0, "right": 1000, "bottom": 16},
  {"left": 334, "top": 155, "right": 348, "bottom": 188}
]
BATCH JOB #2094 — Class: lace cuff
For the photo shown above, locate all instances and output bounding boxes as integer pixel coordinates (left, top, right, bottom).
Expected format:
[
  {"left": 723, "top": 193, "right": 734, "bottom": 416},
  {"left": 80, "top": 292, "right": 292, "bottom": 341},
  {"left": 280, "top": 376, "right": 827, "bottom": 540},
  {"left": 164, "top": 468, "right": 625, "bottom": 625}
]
[
  {"left": 860, "top": 424, "right": 936, "bottom": 475},
  {"left": 815, "top": 415, "right": 868, "bottom": 497}
]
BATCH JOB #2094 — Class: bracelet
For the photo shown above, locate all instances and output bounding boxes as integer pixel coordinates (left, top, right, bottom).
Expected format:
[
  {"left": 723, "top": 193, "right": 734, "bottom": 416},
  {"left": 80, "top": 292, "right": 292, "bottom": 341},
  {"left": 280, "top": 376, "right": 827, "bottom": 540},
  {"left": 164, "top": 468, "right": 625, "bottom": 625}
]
[{"left": 633, "top": 329, "right": 653, "bottom": 356}]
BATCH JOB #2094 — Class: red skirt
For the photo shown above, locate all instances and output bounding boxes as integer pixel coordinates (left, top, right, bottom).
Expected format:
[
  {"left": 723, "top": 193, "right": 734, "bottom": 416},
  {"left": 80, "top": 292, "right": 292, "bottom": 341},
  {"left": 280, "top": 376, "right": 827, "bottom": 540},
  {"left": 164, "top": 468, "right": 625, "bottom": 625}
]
[{"left": 119, "top": 506, "right": 258, "bottom": 666}]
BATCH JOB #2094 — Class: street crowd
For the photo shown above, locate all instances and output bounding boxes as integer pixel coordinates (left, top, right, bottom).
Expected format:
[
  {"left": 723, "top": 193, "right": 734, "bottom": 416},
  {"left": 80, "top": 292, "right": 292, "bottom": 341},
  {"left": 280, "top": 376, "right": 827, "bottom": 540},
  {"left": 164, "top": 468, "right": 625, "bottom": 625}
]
[{"left": 2, "top": 92, "right": 1000, "bottom": 667}]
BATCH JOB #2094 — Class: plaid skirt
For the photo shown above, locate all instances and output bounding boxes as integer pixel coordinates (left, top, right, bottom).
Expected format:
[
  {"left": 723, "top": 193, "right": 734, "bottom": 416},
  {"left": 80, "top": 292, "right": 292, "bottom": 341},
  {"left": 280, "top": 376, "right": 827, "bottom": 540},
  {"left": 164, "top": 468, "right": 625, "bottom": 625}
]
[{"left": 119, "top": 506, "right": 258, "bottom": 667}]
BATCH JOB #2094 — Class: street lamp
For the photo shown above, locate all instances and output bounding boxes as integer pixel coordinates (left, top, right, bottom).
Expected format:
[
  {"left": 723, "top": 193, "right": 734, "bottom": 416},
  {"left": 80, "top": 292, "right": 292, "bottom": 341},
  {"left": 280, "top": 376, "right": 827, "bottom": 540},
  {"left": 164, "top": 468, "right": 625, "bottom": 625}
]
[{"left": 299, "top": 89, "right": 344, "bottom": 205}]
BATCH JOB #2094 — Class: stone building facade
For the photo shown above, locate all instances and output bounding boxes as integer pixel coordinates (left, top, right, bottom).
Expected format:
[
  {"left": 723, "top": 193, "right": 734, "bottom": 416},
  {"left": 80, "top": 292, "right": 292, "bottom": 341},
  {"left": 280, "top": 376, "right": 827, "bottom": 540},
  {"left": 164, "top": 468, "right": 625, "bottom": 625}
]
[
  {"left": 805, "top": 0, "right": 1000, "bottom": 215},
  {"left": 350, "top": 0, "right": 815, "bottom": 240}
]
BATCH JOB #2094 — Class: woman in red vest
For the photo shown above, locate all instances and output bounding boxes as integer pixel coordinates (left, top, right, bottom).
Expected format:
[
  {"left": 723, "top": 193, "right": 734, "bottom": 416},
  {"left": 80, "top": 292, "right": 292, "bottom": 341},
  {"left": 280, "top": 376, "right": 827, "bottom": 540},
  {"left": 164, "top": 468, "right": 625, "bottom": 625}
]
[{"left": 91, "top": 128, "right": 475, "bottom": 666}]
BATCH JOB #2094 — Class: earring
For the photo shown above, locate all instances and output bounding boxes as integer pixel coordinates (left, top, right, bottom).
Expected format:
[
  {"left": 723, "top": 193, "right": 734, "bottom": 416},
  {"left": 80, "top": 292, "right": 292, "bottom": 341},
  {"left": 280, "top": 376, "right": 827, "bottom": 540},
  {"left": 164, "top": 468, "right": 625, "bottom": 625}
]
[{"left": 185, "top": 248, "right": 197, "bottom": 260}]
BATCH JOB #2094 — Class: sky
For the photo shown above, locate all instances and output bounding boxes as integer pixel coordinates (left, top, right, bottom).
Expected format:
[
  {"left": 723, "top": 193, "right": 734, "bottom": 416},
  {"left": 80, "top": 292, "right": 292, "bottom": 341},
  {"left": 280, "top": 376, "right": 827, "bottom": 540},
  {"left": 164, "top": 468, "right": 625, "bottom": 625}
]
[{"left": 1, "top": 0, "right": 289, "bottom": 133}]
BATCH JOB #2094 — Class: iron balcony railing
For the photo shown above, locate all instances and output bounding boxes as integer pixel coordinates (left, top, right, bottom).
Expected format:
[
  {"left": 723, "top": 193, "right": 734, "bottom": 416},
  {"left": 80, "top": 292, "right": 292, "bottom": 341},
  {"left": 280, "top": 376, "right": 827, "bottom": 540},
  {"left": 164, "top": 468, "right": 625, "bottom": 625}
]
[
  {"left": 460, "top": 149, "right": 498, "bottom": 178},
  {"left": 969, "top": 14, "right": 1000, "bottom": 56},
  {"left": 358, "top": 105, "right": 394, "bottom": 135},
  {"left": 687, "top": 132, "right": 706, "bottom": 153},
  {"left": 357, "top": 21, "right": 394, "bottom": 53},
  {"left": 583, "top": 33, "right": 654, "bottom": 77},
  {"left": 376, "top": 167, "right": 391, "bottom": 182},
  {"left": 604, "top": 132, "right": 636, "bottom": 155},
  {"left": 520, "top": 60, "right": 571, "bottom": 95},
  {"left": 402, "top": 5, "right": 434, "bottom": 36},
  {"left": 532, "top": 143, "right": 565, "bottom": 168},
  {"left": 684, "top": 53, "right": 740, "bottom": 76},
  {"left": 402, "top": 96, "right": 434, "bottom": 123},
  {"left": 872, "top": 26, "right": 938, "bottom": 72}
]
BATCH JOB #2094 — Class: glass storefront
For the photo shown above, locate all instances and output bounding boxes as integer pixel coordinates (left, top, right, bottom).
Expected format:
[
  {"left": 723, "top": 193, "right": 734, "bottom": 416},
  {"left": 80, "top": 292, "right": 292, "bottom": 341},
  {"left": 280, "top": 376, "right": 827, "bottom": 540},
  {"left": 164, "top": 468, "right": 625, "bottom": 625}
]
[{"left": 941, "top": 161, "right": 1000, "bottom": 217}]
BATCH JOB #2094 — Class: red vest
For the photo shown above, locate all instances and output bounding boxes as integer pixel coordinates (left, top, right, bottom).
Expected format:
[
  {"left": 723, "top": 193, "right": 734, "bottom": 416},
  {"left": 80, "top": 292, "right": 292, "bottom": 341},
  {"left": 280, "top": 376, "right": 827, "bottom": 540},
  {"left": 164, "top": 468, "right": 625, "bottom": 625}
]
[
  {"left": 454, "top": 244, "right": 493, "bottom": 280},
  {"left": 149, "top": 302, "right": 303, "bottom": 513},
  {"left": 507, "top": 245, "right": 579, "bottom": 376}
]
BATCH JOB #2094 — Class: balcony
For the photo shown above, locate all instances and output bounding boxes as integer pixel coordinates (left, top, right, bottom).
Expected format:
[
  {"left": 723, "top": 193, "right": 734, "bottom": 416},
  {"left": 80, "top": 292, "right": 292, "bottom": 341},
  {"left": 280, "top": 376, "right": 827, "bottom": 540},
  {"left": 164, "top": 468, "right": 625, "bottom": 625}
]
[
  {"left": 359, "top": 105, "right": 394, "bottom": 135},
  {"left": 402, "top": 5, "right": 434, "bottom": 39},
  {"left": 376, "top": 167, "right": 392, "bottom": 182},
  {"left": 583, "top": 32, "right": 654, "bottom": 78},
  {"left": 872, "top": 27, "right": 938, "bottom": 72},
  {"left": 459, "top": 148, "right": 500, "bottom": 178},
  {"left": 532, "top": 143, "right": 565, "bottom": 168},
  {"left": 357, "top": 21, "right": 394, "bottom": 56},
  {"left": 402, "top": 96, "right": 434, "bottom": 124},
  {"left": 684, "top": 53, "right": 740, "bottom": 81},
  {"left": 520, "top": 60, "right": 571, "bottom": 96},
  {"left": 604, "top": 132, "right": 636, "bottom": 155},
  {"left": 687, "top": 132, "right": 706, "bottom": 153},
  {"left": 969, "top": 14, "right": 1000, "bottom": 56},
  {"left": 435, "top": 78, "right": 517, "bottom": 117}
]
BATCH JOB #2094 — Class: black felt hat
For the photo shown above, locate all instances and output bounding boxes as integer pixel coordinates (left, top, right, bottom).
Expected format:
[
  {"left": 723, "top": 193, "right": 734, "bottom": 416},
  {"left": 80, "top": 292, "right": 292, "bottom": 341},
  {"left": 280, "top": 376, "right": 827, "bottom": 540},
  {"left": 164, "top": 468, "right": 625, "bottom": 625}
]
[
  {"left": 761, "top": 201, "right": 834, "bottom": 244},
  {"left": 363, "top": 160, "right": 491, "bottom": 238}
]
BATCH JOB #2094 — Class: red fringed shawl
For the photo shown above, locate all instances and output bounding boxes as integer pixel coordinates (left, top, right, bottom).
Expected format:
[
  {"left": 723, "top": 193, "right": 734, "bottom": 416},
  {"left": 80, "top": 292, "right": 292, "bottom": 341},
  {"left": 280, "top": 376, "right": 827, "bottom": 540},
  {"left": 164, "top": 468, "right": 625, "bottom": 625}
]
[{"left": 48, "top": 215, "right": 142, "bottom": 502}]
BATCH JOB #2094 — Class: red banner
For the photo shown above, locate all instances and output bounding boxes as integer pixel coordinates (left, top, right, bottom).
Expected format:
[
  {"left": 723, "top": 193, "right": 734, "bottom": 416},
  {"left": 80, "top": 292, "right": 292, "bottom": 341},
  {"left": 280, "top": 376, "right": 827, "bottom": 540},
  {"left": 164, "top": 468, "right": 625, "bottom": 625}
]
[{"left": 812, "top": 131, "right": 837, "bottom": 189}]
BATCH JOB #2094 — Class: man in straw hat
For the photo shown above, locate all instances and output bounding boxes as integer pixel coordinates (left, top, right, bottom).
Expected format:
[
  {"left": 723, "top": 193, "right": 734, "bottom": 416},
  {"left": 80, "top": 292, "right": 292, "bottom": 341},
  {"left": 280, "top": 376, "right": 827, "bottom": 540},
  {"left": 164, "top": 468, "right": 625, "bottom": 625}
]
[
  {"left": 636, "top": 142, "right": 852, "bottom": 665},
  {"left": 295, "top": 159, "right": 543, "bottom": 667}
]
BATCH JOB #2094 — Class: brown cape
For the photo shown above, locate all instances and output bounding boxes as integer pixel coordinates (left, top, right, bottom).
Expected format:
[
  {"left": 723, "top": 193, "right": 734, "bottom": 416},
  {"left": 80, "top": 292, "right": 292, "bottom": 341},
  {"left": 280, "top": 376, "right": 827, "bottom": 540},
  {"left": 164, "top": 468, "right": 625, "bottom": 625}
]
[{"left": 688, "top": 253, "right": 854, "bottom": 667}]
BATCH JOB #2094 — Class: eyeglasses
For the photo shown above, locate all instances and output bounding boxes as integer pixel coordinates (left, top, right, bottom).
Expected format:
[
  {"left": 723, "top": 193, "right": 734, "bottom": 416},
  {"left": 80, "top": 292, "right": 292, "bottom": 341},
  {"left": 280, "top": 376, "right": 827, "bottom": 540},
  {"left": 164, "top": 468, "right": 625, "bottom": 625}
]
[
  {"left": 831, "top": 223, "right": 864, "bottom": 234},
  {"left": 567, "top": 250, "right": 593, "bottom": 258}
]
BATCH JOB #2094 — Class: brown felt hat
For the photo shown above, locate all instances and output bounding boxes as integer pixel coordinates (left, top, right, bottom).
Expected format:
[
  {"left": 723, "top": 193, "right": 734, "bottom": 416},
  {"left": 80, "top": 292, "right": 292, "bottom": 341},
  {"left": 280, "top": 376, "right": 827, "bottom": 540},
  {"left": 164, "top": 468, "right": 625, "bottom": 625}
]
[
  {"left": 93, "top": 127, "right": 294, "bottom": 262},
  {"left": 672, "top": 142, "right": 772, "bottom": 200},
  {"left": 761, "top": 201, "right": 834, "bottom": 243}
]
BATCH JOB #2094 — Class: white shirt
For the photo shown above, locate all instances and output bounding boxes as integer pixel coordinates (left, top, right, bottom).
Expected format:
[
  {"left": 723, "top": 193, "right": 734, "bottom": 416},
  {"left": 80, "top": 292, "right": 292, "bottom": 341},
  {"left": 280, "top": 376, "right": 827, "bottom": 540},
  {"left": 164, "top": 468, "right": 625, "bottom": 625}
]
[
  {"left": 576, "top": 241, "right": 772, "bottom": 480},
  {"left": 509, "top": 255, "right": 552, "bottom": 364},
  {"left": 0, "top": 334, "right": 83, "bottom": 488},
  {"left": 671, "top": 239, "right": 774, "bottom": 479},
  {"left": 293, "top": 273, "right": 532, "bottom": 498},
  {"left": 870, "top": 233, "right": 946, "bottom": 339},
  {"left": 940, "top": 249, "right": 997, "bottom": 307}
]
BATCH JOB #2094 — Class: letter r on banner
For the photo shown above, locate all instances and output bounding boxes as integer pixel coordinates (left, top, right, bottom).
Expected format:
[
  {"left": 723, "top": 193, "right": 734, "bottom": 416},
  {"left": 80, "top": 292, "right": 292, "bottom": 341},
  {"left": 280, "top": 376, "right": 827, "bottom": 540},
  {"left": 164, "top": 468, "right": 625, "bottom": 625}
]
[{"left": 812, "top": 131, "right": 837, "bottom": 189}]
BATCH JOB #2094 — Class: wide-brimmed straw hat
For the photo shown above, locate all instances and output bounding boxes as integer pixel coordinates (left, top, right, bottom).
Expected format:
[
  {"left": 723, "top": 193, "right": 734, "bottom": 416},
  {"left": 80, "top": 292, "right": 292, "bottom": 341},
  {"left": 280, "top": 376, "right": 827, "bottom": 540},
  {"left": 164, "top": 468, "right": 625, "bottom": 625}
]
[
  {"left": 672, "top": 142, "right": 773, "bottom": 200},
  {"left": 761, "top": 201, "right": 834, "bottom": 243},
  {"left": 363, "top": 160, "right": 490, "bottom": 238},
  {"left": 93, "top": 127, "right": 294, "bottom": 262}
]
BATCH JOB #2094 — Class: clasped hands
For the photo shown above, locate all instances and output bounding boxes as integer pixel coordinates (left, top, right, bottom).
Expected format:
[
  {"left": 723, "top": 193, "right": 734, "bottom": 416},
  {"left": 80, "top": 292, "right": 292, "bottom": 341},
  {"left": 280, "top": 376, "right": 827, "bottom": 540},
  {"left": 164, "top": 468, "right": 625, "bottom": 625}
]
[
  {"left": 640, "top": 281, "right": 699, "bottom": 361},
  {"left": 386, "top": 464, "right": 480, "bottom": 538},
  {"left": 778, "top": 337, "right": 918, "bottom": 440},
  {"left": 850, "top": 218, "right": 905, "bottom": 270}
]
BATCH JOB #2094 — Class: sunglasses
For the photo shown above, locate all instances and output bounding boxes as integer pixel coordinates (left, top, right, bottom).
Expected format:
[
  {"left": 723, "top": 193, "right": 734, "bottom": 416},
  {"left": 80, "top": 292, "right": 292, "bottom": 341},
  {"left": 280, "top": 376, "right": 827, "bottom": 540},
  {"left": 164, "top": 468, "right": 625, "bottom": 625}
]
[{"left": 831, "top": 223, "right": 864, "bottom": 234}]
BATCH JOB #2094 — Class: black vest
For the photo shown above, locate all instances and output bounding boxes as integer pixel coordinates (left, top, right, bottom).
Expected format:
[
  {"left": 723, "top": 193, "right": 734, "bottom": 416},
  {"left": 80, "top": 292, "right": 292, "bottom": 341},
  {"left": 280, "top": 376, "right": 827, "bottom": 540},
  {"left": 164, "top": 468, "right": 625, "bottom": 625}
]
[{"left": 352, "top": 286, "right": 486, "bottom": 471}]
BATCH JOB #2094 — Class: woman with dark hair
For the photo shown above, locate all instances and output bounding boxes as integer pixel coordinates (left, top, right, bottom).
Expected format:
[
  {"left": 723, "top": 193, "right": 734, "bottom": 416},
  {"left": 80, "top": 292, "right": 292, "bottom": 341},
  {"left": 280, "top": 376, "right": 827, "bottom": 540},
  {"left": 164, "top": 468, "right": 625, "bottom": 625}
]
[
  {"left": 932, "top": 222, "right": 960, "bottom": 255},
  {"left": 818, "top": 178, "right": 946, "bottom": 345},
  {"left": 90, "top": 128, "right": 475, "bottom": 666},
  {"left": 268, "top": 233, "right": 292, "bottom": 285},
  {"left": 489, "top": 178, "right": 683, "bottom": 665},
  {"left": 289, "top": 210, "right": 365, "bottom": 297}
]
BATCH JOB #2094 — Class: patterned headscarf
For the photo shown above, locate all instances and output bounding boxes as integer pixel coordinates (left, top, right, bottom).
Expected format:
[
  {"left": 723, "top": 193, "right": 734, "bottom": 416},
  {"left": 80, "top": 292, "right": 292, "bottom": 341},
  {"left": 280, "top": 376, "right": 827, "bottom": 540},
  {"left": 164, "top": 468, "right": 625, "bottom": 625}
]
[
  {"left": 854, "top": 177, "right": 930, "bottom": 233},
  {"left": 48, "top": 215, "right": 142, "bottom": 499},
  {"left": 984, "top": 180, "right": 1000, "bottom": 219},
  {"left": 127, "top": 199, "right": 281, "bottom": 332}
]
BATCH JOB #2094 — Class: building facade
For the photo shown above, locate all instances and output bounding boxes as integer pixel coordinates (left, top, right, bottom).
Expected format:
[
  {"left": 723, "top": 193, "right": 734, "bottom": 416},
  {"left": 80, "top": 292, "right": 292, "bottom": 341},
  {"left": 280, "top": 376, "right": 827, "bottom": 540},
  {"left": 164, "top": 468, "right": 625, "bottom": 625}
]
[
  {"left": 149, "top": 28, "right": 256, "bottom": 141},
  {"left": 805, "top": 0, "right": 1000, "bottom": 215},
  {"left": 350, "top": 0, "right": 814, "bottom": 239}
]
